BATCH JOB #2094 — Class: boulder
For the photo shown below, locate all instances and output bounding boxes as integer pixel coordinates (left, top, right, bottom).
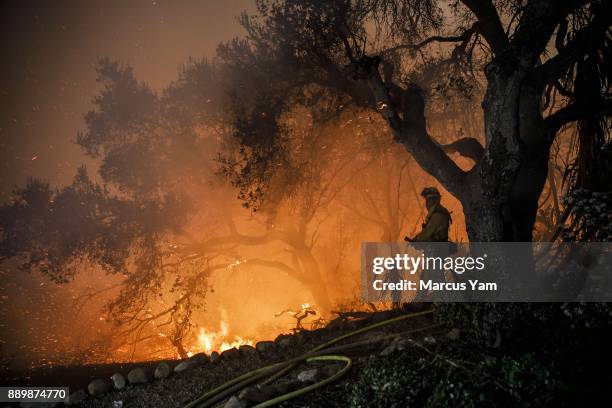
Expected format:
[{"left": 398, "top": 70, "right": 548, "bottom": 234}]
[
  {"left": 238, "top": 385, "right": 271, "bottom": 404},
  {"left": 221, "top": 347, "right": 240, "bottom": 360},
  {"left": 110, "top": 373, "right": 126, "bottom": 390},
  {"left": 210, "top": 351, "right": 221, "bottom": 363},
  {"left": 174, "top": 359, "right": 200, "bottom": 373},
  {"left": 174, "top": 352, "right": 209, "bottom": 373},
  {"left": 446, "top": 328, "right": 461, "bottom": 340},
  {"left": 255, "top": 340, "right": 275, "bottom": 353},
  {"left": 423, "top": 336, "right": 437, "bottom": 345},
  {"left": 154, "top": 362, "right": 172, "bottom": 379},
  {"left": 380, "top": 336, "right": 401, "bottom": 356},
  {"left": 239, "top": 344, "right": 256, "bottom": 355},
  {"left": 127, "top": 367, "right": 149, "bottom": 384},
  {"left": 87, "top": 379, "right": 111, "bottom": 397},
  {"left": 297, "top": 368, "right": 318, "bottom": 383},
  {"left": 276, "top": 336, "right": 293, "bottom": 348},
  {"left": 190, "top": 352, "right": 209, "bottom": 364},
  {"left": 224, "top": 395, "right": 248, "bottom": 408},
  {"left": 174, "top": 360, "right": 195, "bottom": 373}
]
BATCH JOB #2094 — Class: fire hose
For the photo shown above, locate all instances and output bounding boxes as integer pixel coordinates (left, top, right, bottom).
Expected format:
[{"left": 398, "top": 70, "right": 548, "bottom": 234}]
[{"left": 183, "top": 309, "right": 435, "bottom": 408}]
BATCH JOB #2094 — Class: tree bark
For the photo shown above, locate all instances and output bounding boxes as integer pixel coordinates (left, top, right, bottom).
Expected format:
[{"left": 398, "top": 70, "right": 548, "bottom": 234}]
[
  {"left": 353, "top": 44, "right": 564, "bottom": 243},
  {"left": 458, "top": 58, "right": 556, "bottom": 243}
]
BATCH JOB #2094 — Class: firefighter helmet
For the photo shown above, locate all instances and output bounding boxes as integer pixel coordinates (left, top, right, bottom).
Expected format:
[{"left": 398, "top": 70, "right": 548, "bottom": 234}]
[{"left": 421, "top": 186, "right": 441, "bottom": 199}]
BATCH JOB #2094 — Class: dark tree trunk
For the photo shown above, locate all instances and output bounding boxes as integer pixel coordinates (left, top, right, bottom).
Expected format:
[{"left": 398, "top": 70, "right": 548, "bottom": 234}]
[
  {"left": 357, "top": 55, "right": 555, "bottom": 243},
  {"left": 461, "top": 64, "right": 550, "bottom": 243},
  {"left": 462, "top": 65, "right": 524, "bottom": 242}
]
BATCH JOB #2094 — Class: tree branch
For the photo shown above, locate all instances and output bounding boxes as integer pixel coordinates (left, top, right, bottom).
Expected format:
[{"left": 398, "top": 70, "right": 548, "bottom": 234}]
[
  {"left": 381, "top": 22, "right": 480, "bottom": 55},
  {"left": 530, "top": 1, "right": 611, "bottom": 86},
  {"left": 347, "top": 55, "right": 467, "bottom": 199},
  {"left": 544, "top": 98, "right": 612, "bottom": 135},
  {"left": 459, "top": 0, "right": 509, "bottom": 56},
  {"left": 510, "top": 0, "right": 569, "bottom": 64},
  {"left": 440, "top": 137, "right": 485, "bottom": 163}
]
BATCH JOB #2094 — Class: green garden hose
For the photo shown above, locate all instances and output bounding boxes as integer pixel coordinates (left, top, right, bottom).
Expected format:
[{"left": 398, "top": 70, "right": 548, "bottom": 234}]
[
  {"left": 252, "top": 355, "right": 352, "bottom": 408},
  {"left": 183, "top": 309, "right": 434, "bottom": 408},
  {"left": 262, "top": 309, "right": 434, "bottom": 385}
]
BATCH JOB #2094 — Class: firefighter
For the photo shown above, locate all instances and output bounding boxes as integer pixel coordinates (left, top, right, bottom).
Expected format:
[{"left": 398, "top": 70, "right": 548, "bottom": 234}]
[
  {"left": 405, "top": 186, "right": 453, "bottom": 302},
  {"left": 405, "top": 187, "right": 451, "bottom": 243}
]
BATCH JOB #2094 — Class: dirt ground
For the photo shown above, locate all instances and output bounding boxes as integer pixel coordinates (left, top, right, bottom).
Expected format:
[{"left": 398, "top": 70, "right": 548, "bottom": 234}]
[{"left": 2, "top": 308, "right": 439, "bottom": 408}]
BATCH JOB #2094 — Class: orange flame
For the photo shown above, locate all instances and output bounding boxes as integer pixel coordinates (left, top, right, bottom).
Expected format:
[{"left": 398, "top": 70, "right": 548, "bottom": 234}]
[{"left": 194, "top": 319, "right": 253, "bottom": 354}]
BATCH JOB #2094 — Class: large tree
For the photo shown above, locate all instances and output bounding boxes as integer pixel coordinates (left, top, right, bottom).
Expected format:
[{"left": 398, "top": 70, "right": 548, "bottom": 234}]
[
  {"left": 0, "top": 56, "right": 393, "bottom": 358},
  {"left": 219, "top": 0, "right": 611, "bottom": 242}
]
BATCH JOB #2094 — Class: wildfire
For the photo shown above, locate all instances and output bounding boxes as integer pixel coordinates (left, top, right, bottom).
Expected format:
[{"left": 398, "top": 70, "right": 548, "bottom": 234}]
[{"left": 194, "top": 319, "right": 253, "bottom": 354}]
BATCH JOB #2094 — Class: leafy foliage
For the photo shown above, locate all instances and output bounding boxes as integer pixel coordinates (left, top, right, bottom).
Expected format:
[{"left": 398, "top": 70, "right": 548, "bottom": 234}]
[
  {"left": 350, "top": 347, "right": 567, "bottom": 407},
  {"left": 0, "top": 167, "right": 186, "bottom": 282},
  {"left": 352, "top": 302, "right": 612, "bottom": 407}
]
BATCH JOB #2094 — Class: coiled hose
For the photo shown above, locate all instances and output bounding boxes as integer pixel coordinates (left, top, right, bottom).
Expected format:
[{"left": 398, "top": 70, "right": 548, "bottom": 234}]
[{"left": 183, "top": 309, "right": 434, "bottom": 408}]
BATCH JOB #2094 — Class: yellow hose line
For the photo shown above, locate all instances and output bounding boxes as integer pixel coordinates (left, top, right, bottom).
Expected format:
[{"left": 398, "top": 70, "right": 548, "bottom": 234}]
[
  {"left": 183, "top": 309, "right": 434, "bottom": 408},
  {"left": 183, "top": 364, "right": 285, "bottom": 408},
  {"left": 253, "top": 355, "right": 352, "bottom": 408},
  {"left": 262, "top": 309, "right": 433, "bottom": 385}
]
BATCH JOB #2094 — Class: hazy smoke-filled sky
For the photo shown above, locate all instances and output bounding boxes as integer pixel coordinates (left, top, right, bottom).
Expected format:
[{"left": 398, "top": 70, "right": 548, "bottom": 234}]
[{"left": 0, "top": 0, "right": 253, "bottom": 200}]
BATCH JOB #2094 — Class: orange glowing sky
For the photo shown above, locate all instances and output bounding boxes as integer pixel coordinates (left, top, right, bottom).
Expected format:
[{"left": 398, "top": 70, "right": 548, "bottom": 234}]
[{"left": 0, "top": 0, "right": 254, "bottom": 200}]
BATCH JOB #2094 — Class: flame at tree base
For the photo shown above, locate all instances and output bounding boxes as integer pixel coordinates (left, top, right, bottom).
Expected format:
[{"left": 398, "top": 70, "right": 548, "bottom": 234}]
[{"left": 188, "top": 319, "right": 253, "bottom": 357}]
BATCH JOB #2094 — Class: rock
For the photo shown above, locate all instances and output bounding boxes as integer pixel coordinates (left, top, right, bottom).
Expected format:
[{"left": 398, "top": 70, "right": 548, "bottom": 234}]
[
  {"left": 127, "top": 367, "right": 149, "bottom": 384},
  {"left": 423, "top": 336, "right": 437, "bottom": 345},
  {"left": 111, "top": 372, "right": 126, "bottom": 390},
  {"left": 380, "top": 344, "right": 395, "bottom": 356},
  {"left": 397, "top": 339, "right": 412, "bottom": 351},
  {"left": 276, "top": 337, "right": 293, "bottom": 348},
  {"left": 154, "top": 362, "right": 172, "bottom": 379},
  {"left": 112, "top": 401, "right": 123, "bottom": 408},
  {"left": 190, "top": 352, "right": 209, "bottom": 364},
  {"left": 446, "top": 328, "right": 461, "bottom": 340},
  {"left": 255, "top": 340, "right": 275, "bottom": 353},
  {"left": 380, "top": 336, "right": 402, "bottom": 356},
  {"left": 174, "top": 359, "right": 196, "bottom": 373},
  {"left": 224, "top": 395, "right": 248, "bottom": 408},
  {"left": 88, "top": 379, "right": 111, "bottom": 397},
  {"left": 298, "top": 329, "right": 313, "bottom": 339},
  {"left": 238, "top": 385, "right": 271, "bottom": 404},
  {"left": 174, "top": 354, "right": 207, "bottom": 373},
  {"left": 174, "top": 352, "right": 208, "bottom": 373},
  {"left": 221, "top": 347, "right": 240, "bottom": 360},
  {"left": 239, "top": 344, "right": 256, "bottom": 355},
  {"left": 297, "top": 368, "right": 318, "bottom": 383},
  {"left": 67, "top": 389, "right": 87, "bottom": 405},
  {"left": 210, "top": 351, "right": 221, "bottom": 363},
  {"left": 275, "top": 333, "right": 293, "bottom": 345}
]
